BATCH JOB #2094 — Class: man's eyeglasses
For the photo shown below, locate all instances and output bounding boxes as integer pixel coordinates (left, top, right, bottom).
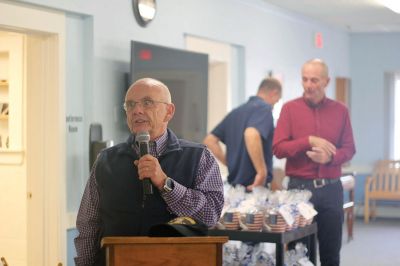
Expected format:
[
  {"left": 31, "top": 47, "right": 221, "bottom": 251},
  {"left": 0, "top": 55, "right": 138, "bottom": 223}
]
[{"left": 123, "top": 98, "right": 169, "bottom": 111}]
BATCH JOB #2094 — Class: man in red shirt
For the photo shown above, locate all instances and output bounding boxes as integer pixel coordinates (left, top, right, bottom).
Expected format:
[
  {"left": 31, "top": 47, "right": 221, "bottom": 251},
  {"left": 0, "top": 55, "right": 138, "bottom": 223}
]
[{"left": 273, "top": 59, "right": 356, "bottom": 266}]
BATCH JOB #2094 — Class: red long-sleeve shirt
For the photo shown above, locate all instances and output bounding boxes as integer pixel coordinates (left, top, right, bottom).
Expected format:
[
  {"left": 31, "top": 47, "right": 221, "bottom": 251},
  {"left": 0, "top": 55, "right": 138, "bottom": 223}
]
[{"left": 273, "top": 97, "right": 356, "bottom": 179}]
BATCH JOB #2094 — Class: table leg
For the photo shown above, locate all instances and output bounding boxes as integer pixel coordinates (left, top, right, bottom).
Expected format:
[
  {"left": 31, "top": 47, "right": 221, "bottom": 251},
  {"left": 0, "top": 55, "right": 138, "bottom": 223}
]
[
  {"left": 276, "top": 243, "right": 284, "bottom": 266},
  {"left": 309, "top": 232, "right": 317, "bottom": 264}
]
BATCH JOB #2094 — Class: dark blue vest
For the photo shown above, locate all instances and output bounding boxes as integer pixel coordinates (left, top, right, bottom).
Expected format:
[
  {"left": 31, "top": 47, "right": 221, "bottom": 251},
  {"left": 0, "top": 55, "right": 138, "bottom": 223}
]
[{"left": 95, "top": 129, "right": 205, "bottom": 239}]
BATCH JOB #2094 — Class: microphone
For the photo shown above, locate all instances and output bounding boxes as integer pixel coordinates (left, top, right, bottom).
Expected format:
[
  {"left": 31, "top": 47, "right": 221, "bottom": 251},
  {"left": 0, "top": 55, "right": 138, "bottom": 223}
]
[{"left": 136, "top": 131, "right": 153, "bottom": 195}]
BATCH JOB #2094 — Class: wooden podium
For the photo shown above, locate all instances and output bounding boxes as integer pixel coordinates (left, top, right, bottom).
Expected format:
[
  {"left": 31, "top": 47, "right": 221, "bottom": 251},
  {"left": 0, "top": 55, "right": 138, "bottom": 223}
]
[{"left": 101, "top": 236, "right": 228, "bottom": 266}]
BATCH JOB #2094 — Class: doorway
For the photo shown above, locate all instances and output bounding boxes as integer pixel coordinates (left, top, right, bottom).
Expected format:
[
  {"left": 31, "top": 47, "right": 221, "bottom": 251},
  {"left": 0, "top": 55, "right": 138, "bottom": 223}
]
[
  {"left": 0, "top": 2, "right": 66, "bottom": 266},
  {"left": 185, "top": 35, "right": 245, "bottom": 180}
]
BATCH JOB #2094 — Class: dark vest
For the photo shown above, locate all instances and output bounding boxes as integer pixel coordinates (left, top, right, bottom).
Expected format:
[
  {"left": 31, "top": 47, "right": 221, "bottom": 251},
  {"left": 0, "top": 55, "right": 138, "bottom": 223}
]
[{"left": 95, "top": 130, "right": 205, "bottom": 239}]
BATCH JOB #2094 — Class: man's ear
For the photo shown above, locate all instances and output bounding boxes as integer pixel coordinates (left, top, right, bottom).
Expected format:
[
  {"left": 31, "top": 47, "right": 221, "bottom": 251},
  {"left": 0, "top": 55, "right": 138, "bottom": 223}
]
[
  {"left": 325, "top": 77, "right": 331, "bottom": 87},
  {"left": 164, "top": 103, "right": 175, "bottom": 122}
]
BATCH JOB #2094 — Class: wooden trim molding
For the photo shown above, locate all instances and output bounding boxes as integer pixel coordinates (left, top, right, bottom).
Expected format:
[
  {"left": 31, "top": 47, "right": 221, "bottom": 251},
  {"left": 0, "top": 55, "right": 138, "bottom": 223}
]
[{"left": 0, "top": 149, "right": 24, "bottom": 164}]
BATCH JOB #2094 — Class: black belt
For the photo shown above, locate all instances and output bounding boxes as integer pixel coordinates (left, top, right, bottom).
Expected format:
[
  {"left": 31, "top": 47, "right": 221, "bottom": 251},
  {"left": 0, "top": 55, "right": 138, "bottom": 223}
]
[{"left": 289, "top": 177, "right": 340, "bottom": 189}]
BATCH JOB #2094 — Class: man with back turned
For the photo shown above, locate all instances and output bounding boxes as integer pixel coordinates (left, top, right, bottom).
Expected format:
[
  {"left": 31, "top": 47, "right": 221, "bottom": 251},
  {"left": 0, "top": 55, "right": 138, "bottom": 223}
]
[
  {"left": 273, "top": 59, "right": 356, "bottom": 266},
  {"left": 203, "top": 77, "right": 282, "bottom": 191},
  {"left": 74, "top": 78, "right": 224, "bottom": 265}
]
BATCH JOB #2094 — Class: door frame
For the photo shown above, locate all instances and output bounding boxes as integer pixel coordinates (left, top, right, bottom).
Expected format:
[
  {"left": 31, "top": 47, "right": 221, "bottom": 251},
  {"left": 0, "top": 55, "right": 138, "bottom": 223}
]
[{"left": 0, "top": 1, "right": 66, "bottom": 265}]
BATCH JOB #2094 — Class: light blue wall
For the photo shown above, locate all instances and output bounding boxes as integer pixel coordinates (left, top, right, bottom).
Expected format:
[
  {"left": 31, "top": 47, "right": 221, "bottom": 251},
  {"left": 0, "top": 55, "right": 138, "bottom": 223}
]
[
  {"left": 350, "top": 33, "right": 400, "bottom": 169},
  {"left": 18, "top": 0, "right": 350, "bottom": 208},
  {"left": 65, "top": 13, "right": 93, "bottom": 213}
]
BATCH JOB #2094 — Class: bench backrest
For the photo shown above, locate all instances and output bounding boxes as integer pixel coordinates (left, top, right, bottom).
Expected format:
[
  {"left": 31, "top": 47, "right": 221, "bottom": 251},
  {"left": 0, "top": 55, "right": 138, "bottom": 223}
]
[{"left": 370, "top": 160, "right": 400, "bottom": 194}]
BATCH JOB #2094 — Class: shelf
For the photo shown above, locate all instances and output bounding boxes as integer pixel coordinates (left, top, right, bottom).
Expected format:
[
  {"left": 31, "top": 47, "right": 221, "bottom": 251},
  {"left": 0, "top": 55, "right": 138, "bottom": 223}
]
[
  {"left": 0, "top": 149, "right": 25, "bottom": 165},
  {"left": 208, "top": 223, "right": 317, "bottom": 266},
  {"left": 0, "top": 80, "right": 9, "bottom": 86},
  {"left": 208, "top": 223, "right": 317, "bottom": 244}
]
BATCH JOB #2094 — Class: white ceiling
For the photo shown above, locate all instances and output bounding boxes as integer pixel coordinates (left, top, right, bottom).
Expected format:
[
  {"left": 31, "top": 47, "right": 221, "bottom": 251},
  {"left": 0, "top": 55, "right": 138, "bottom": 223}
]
[{"left": 262, "top": 0, "right": 400, "bottom": 32}]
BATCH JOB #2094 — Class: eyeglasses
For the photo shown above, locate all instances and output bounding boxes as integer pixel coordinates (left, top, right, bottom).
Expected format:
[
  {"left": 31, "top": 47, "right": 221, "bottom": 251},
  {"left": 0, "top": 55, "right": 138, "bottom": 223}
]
[{"left": 123, "top": 98, "right": 169, "bottom": 111}]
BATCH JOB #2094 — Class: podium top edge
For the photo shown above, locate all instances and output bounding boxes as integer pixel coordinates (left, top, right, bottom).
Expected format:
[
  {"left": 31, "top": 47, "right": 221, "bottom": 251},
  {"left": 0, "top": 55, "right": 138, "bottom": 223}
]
[{"left": 101, "top": 236, "right": 228, "bottom": 247}]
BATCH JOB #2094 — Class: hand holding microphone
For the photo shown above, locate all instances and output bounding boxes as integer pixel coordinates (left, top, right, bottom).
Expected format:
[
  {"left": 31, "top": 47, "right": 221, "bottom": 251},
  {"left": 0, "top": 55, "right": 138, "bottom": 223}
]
[
  {"left": 135, "top": 131, "right": 170, "bottom": 195},
  {"left": 136, "top": 131, "right": 153, "bottom": 195}
]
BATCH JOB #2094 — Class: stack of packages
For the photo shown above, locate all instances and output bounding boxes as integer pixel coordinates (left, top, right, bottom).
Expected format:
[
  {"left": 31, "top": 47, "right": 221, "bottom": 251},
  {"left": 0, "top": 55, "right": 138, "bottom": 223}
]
[
  {"left": 216, "top": 184, "right": 317, "bottom": 266},
  {"left": 218, "top": 185, "right": 317, "bottom": 233},
  {"left": 223, "top": 241, "right": 312, "bottom": 266}
]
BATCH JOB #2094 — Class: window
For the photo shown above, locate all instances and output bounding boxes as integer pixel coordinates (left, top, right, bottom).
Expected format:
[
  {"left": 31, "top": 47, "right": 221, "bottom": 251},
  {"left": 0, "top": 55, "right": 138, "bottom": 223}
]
[
  {"left": 385, "top": 72, "right": 400, "bottom": 160},
  {"left": 394, "top": 76, "right": 400, "bottom": 159}
]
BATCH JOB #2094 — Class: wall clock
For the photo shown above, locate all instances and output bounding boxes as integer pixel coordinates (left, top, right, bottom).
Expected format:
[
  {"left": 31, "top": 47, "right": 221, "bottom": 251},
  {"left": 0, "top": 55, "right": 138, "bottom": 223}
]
[{"left": 132, "top": 0, "right": 157, "bottom": 27}]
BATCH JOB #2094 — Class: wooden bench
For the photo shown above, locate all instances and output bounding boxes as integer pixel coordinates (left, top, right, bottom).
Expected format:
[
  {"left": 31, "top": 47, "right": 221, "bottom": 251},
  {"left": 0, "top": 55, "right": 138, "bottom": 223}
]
[{"left": 364, "top": 160, "right": 400, "bottom": 223}]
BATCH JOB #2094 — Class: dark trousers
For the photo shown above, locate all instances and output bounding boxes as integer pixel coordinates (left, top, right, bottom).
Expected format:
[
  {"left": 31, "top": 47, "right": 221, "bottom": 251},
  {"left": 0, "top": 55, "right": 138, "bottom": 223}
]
[{"left": 288, "top": 178, "right": 344, "bottom": 266}]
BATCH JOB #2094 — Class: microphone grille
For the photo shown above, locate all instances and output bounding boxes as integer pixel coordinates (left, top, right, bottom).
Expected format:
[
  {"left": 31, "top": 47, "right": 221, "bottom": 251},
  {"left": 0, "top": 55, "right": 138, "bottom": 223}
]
[{"left": 136, "top": 131, "right": 150, "bottom": 142}]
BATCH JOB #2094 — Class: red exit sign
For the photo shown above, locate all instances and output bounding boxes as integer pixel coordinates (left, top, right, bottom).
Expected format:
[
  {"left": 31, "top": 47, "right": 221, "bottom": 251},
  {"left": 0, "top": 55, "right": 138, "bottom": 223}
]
[{"left": 315, "top": 32, "right": 323, "bottom": 49}]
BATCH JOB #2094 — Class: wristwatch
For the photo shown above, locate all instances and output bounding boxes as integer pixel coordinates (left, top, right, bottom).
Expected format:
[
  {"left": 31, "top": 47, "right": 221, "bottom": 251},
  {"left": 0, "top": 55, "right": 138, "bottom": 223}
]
[{"left": 162, "top": 177, "right": 174, "bottom": 192}]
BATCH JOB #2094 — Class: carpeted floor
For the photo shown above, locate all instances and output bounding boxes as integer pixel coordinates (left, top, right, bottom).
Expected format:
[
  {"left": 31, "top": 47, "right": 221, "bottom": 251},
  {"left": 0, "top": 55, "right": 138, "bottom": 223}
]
[{"left": 340, "top": 217, "right": 400, "bottom": 266}]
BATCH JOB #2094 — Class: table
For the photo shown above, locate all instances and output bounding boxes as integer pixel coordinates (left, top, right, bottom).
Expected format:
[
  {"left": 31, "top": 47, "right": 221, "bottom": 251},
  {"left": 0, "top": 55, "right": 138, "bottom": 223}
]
[{"left": 208, "top": 223, "right": 317, "bottom": 266}]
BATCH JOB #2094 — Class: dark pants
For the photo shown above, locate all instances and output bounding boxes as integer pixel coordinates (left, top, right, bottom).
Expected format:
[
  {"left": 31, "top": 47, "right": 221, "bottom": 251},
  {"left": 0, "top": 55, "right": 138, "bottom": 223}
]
[{"left": 288, "top": 178, "right": 344, "bottom": 266}]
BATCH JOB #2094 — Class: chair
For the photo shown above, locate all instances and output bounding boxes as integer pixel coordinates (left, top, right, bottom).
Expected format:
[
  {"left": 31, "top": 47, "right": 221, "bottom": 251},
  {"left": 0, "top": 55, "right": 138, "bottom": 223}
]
[
  {"left": 364, "top": 160, "right": 400, "bottom": 223},
  {"left": 341, "top": 174, "right": 355, "bottom": 241}
]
